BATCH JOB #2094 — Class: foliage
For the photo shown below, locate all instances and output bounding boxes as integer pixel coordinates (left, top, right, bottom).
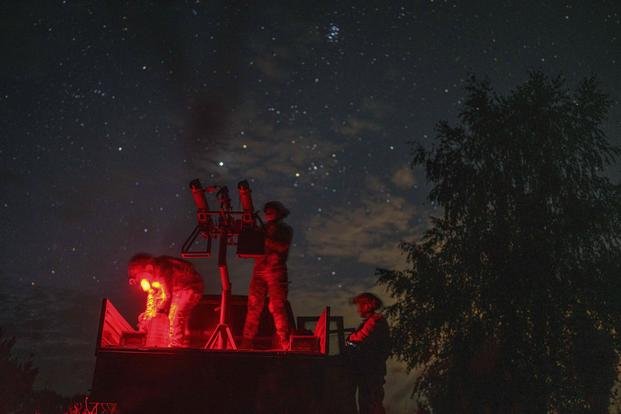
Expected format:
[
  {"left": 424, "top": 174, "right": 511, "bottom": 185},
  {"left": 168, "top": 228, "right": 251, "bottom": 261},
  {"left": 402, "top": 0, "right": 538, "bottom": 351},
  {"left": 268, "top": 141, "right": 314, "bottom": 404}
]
[
  {"left": 378, "top": 72, "right": 621, "bottom": 413},
  {"left": 0, "top": 327, "right": 79, "bottom": 414},
  {"left": 0, "top": 327, "right": 38, "bottom": 413},
  {"left": 30, "top": 389, "right": 70, "bottom": 414},
  {"left": 64, "top": 396, "right": 118, "bottom": 414}
]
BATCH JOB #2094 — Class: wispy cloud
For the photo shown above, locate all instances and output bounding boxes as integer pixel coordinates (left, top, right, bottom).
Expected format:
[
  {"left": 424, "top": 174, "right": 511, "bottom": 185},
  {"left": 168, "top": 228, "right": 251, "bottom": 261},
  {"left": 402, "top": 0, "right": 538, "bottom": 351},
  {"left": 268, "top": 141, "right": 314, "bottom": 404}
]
[
  {"left": 338, "top": 116, "right": 382, "bottom": 137},
  {"left": 305, "top": 194, "right": 422, "bottom": 269},
  {"left": 392, "top": 165, "right": 416, "bottom": 190},
  {"left": 192, "top": 99, "right": 345, "bottom": 186}
]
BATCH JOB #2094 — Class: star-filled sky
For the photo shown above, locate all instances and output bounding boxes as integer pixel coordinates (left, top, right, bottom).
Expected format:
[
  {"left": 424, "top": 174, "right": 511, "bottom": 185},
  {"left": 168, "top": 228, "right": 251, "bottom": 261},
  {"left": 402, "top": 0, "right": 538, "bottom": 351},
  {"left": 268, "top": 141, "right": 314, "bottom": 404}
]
[{"left": 2, "top": 1, "right": 620, "bottom": 410}]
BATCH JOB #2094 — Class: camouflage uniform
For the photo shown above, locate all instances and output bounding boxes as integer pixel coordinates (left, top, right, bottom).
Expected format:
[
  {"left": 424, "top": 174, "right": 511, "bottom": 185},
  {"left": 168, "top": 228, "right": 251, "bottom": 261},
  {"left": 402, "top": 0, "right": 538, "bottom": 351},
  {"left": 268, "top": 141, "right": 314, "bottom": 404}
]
[
  {"left": 242, "top": 220, "right": 293, "bottom": 349},
  {"left": 347, "top": 312, "right": 390, "bottom": 414},
  {"left": 130, "top": 254, "right": 204, "bottom": 348}
]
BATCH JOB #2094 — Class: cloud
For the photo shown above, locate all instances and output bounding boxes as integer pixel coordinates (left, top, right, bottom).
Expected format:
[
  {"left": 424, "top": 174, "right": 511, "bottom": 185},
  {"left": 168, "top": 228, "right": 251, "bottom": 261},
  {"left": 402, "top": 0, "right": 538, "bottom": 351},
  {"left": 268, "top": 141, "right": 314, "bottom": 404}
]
[
  {"left": 338, "top": 117, "right": 382, "bottom": 137},
  {"left": 305, "top": 193, "right": 422, "bottom": 269},
  {"left": 191, "top": 98, "right": 345, "bottom": 188},
  {"left": 391, "top": 165, "right": 416, "bottom": 189},
  {"left": 254, "top": 56, "right": 287, "bottom": 80},
  {"left": 360, "top": 97, "right": 392, "bottom": 117}
]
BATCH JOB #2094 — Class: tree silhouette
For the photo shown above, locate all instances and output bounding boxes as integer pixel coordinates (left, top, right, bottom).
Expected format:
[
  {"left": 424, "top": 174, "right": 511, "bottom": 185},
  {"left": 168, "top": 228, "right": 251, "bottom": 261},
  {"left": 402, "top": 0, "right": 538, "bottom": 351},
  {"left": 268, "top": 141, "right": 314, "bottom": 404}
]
[
  {"left": 0, "top": 328, "right": 74, "bottom": 413},
  {"left": 379, "top": 72, "right": 621, "bottom": 413},
  {"left": 0, "top": 328, "right": 38, "bottom": 413}
]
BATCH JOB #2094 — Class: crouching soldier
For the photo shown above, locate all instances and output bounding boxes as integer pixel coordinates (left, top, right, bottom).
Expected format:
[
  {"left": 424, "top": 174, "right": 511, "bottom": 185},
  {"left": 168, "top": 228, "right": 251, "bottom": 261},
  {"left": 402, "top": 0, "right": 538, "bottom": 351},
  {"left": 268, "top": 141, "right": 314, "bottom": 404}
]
[
  {"left": 128, "top": 253, "right": 204, "bottom": 347},
  {"left": 347, "top": 292, "right": 391, "bottom": 414}
]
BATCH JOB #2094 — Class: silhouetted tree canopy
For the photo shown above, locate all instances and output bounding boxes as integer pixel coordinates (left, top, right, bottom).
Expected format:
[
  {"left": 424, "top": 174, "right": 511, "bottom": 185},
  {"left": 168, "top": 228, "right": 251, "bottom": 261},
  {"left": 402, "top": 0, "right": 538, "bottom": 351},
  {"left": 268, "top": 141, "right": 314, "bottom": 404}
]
[
  {"left": 0, "top": 328, "right": 71, "bottom": 413},
  {"left": 0, "top": 328, "right": 38, "bottom": 413},
  {"left": 379, "top": 72, "right": 621, "bottom": 413}
]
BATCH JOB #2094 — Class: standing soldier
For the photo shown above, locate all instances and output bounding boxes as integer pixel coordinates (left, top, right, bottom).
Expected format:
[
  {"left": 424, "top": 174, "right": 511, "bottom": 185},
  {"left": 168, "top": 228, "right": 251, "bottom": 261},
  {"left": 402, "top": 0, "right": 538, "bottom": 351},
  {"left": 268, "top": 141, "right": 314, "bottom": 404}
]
[
  {"left": 128, "top": 253, "right": 204, "bottom": 347},
  {"left": 242, "top": 201, "right": 293, "bottom": 350},
  {"left": 347, "top": 292, "right": 391, "bottom": 414}
]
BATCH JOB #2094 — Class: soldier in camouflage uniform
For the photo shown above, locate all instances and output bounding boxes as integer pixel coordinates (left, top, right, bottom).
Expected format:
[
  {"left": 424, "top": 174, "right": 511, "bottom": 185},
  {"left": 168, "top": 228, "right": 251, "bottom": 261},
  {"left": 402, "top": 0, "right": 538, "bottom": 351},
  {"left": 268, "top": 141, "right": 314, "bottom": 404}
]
[
  {"left": 347, "top": 292, "right": 391, "bottom": 414},
  {"left": 128, "top": 253, "right": 204, "bottom": 347},
  {"left": 242, "top": 201, "right": 293, "bottom": 350}
]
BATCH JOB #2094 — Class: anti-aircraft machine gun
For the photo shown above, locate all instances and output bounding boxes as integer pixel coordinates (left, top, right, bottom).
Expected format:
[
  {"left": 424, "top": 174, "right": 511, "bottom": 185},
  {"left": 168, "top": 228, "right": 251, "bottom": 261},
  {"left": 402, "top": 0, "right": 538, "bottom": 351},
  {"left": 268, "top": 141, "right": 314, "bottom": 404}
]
[{"left": 181, "top": 179, "right": 264, "bottom": 349}]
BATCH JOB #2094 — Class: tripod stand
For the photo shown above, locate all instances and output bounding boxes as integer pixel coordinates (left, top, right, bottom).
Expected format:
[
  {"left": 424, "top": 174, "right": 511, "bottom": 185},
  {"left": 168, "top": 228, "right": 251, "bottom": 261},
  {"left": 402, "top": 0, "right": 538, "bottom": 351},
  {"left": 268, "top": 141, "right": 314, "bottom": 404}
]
[{"left": 204, "top": 235, "right": 237, "bottom": 350}]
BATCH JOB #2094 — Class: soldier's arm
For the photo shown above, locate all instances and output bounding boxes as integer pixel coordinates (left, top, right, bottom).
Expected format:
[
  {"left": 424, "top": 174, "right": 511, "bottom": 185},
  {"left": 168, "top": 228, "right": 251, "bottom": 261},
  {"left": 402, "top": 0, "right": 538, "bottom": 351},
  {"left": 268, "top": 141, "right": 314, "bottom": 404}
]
[
  {"left": 154, "top": 258, "right": 177, "bottom": 312},
  {"left": 347, "top": 314, "right": 380, "bottom": 343},
  {"left": 137, "top": 312, "right": 148, "bottom": 331},
  {"left": 153, "top": 279, "right": 172, "bottom": 313},
  {"left": 265, "top": 224, "right": 292, "bottom": 253}
]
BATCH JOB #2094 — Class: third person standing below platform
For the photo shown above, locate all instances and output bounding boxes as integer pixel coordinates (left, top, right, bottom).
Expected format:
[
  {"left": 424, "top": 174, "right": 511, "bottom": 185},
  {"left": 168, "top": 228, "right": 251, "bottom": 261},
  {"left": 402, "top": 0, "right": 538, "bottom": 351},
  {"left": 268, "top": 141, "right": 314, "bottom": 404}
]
[{"left": 346, "top": 292, "right": 391, "bottom": 414}]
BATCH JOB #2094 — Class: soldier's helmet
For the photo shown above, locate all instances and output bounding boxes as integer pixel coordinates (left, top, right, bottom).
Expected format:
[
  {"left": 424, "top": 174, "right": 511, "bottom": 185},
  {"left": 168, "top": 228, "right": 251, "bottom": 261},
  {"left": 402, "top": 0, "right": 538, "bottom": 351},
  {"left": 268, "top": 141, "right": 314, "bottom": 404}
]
[
  {"left": 128, "top": 253, "right": 154, "bottom": 279},
  {"left": 263, "top": 201, "right": 290, "bottom": 218},
  {"left": 352, "top": 292, "right": 383, "bottom": 311}
]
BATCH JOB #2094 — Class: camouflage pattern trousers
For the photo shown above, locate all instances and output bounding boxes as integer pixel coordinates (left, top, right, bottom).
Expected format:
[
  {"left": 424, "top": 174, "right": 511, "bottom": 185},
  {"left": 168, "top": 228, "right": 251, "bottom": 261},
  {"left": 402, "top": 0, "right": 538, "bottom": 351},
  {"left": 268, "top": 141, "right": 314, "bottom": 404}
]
[
  {"left": 356, "top": 373, "right": 386, "bottom": 414},
  {"left": 168, "top": 289, "right": 201, "bottom": 347},
  {"left": 243, "top": 266, "right": 290, "bottom": 349}
]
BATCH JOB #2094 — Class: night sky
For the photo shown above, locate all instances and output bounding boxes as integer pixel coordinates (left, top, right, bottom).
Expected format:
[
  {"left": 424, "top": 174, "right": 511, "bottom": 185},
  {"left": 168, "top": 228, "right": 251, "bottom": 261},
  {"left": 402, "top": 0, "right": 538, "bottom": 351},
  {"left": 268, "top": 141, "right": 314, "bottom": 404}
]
[{"left": 2, "top": 1, "right": 620, "bottom": 411}]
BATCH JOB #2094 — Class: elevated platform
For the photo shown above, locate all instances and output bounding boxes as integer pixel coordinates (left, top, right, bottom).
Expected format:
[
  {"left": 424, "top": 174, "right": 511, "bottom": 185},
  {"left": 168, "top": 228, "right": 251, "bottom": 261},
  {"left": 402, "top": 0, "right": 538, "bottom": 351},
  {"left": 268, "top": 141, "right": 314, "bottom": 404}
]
[
  {"left": 91, "top": 296, "right": 356, "bottom": 413},
  {"left": 91, "top": 347, "right": 355, "bottom": 413}
]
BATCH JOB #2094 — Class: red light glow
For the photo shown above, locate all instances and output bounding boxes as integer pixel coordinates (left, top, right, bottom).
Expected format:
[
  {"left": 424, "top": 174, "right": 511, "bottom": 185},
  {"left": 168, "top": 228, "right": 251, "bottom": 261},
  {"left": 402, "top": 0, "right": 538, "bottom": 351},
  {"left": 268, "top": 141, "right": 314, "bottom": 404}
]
[{"left": 140, "top": 278, "right": 151, "bottom": 292}]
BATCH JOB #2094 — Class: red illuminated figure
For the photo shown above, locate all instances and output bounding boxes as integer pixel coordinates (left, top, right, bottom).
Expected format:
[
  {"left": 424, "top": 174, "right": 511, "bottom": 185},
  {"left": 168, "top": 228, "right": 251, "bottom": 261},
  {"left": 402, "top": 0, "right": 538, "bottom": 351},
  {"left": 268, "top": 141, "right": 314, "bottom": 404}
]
[
  {"left": 137, "top": 277, "right": 167, "bottom": 339},
  {"left": 347, "top": 292, "right": 391, "bottom": 414},
  {"left": 242, "top": 201, "right": 293, "bottom": 350},
  {"left": 128, "top": 253, "right": 204, "bottom": 347}
]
